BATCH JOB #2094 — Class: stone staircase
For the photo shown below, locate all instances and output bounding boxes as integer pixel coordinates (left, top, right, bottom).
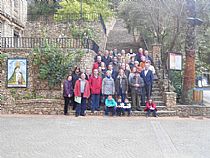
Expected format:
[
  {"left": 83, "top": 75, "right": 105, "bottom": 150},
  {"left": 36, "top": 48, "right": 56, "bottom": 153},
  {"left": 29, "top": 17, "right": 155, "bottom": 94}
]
[
  {"left": 105, "top": 18, "right": 176, "bottom": 117},
  {"left": 106, "top": 19, "right": 139, "bottom": 52}
]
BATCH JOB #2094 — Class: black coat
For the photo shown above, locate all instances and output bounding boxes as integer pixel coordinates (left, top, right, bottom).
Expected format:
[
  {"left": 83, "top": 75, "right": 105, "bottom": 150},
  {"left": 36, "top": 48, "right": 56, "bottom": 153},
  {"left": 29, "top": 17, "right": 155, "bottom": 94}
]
[
  {"left": 102, "top": 56, "right": 112, "bottom": 67},
  {"left": 140, "top": 70, "right": 154, "bottom": 85}
]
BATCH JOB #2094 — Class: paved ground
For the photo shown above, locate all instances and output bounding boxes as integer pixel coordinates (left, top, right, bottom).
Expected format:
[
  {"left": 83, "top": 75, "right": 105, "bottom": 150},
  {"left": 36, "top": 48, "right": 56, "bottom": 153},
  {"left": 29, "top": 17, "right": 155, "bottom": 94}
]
[
  {"left": 203, "top": 90, "right": 210, "bottom": 106},
  {"left": 0, "top": 115, "right": 210, "bottom": 158}
]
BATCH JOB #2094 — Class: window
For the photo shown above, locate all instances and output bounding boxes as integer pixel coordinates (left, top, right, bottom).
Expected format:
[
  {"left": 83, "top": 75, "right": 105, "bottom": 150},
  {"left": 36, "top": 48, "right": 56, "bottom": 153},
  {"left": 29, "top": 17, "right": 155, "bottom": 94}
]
[
  {"left": 0, "top": 22, "right": 2, "bottom": 38},
  {"left": 0, "top": 0, "right": 2, "bottom": 10},
  {"left": 0, "top": 22, "right": 2, "bottom": 47}
]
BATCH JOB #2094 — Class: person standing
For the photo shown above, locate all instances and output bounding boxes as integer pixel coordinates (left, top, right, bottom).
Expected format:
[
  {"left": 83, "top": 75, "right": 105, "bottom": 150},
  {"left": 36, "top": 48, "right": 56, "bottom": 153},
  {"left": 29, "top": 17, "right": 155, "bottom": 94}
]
[
  {"left": 102, "top": 70, "right": 115, "bottom": 99},
  {"left": 115, "top": 69, "right": 128, "bottom": 103},
  {"left": 102, "top": 50, "right": 112, "bottom": 68},
  {"left": 92, "top": 55, "right": 102, "bottom": 72},
  {"left": 72, "top": 66, "right": 81, "bottom": 110},
  {"left": 135, "top": 48, "right": 144, "bottom": 63},
  {"left": 129, "top": 72, "right": 145, "bottom": 111},
  {"left": 140, "top": 63, "right": 154, "bottom": 100},
  {"left": 63, "top": 75, "right": 74, "bottom": 115},
  {"left": 89, "top": 69, "right": 102, "bottom": 113},
  {"left": 144, "top": 50, "right": 153, "bottom": 65},
  {"left": 112, "top": 56, "right": 120, "bottom": 73},
  {"left": 108, "top": 64, "right": 118, "bottom": 81},
  {"left": 121, "top": 63, "right": 130, "bottom": 79},
  {"left": 74, "top": 73, "right": 90, "bottom": 117}
]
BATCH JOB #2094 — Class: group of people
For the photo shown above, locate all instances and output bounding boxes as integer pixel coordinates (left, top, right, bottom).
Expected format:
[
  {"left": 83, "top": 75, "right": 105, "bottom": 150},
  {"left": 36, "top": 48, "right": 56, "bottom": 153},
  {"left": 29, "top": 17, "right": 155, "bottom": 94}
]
[{"left": 63, "top": 48, "right": 157, "bottom": 117}]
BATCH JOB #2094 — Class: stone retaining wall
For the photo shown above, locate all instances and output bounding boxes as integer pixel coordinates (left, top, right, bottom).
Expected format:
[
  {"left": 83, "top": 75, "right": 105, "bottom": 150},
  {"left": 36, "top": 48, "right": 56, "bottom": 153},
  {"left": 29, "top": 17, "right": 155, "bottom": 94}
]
[
  {"left": 1, "top": 99, "right": 64, "bottom": 115},
  {"left": 176, "top": 105, "right": 210, "bottom": 118},
  {"left": 0, "top": 49, "right": 96, "bottom": 114}
]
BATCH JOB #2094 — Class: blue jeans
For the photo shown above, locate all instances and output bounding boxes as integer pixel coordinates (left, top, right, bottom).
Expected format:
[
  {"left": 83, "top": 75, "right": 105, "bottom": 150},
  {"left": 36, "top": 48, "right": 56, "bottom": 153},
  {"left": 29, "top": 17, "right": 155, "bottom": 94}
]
[
  {"left": 91, "top": 94, "right": 100, "bottom": 112},
  {"left": 118, "top": 87, "right": 126, "bottom": 103},
  {"left": 76, "top": 94, "right": 87, "bottom": 116},
  {"left": 146, "top": 109, "right": 157, "bottom": 117},
  {"left": 105, "top": 106, "right": 116, "bottom": 116}
]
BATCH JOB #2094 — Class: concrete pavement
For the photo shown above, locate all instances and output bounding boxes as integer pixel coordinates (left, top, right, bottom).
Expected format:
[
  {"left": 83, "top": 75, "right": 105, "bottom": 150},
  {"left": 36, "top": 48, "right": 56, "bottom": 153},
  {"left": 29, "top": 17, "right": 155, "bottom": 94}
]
[
  {"left": 0, "top": 115, "right": 210, "bottom": 158},
  {"left": 203, "top": 90, "right": 210, "bottom": 106}
]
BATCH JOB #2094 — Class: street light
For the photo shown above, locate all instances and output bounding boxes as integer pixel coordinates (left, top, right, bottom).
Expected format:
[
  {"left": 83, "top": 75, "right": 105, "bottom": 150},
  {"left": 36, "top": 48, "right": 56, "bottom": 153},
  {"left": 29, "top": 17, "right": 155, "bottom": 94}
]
[
  {"left": 80, "top": 0, "right": 83, "bottom": 19},
  {"left": 186, "top": 17, "right": 203, "bottom": 26}
]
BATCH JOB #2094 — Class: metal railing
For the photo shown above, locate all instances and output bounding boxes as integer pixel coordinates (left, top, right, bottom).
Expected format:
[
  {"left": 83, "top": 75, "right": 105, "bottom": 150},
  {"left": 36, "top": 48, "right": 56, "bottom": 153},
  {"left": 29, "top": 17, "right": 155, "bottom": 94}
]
[
  {"left": 0, "top": 37, "right": 85, "bottom": 49},
  {"left": 0, "top": 37, "right": 99, "bottom": 52},
  {"left": 99, "top": 14, "right": 107, "bottom": 35}
]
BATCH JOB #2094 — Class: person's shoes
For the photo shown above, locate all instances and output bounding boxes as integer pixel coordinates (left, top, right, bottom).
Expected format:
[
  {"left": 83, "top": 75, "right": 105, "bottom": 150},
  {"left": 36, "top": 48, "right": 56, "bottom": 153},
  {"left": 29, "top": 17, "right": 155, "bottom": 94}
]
[
  {"left": 136, "top": 108, "right": 142, "bottom": 111},
  {"left": 96, "top": 108, "right": 100, "bottom": 111},
  {"left": 75, "top": 114, "right": 79, "bottom": 117}
]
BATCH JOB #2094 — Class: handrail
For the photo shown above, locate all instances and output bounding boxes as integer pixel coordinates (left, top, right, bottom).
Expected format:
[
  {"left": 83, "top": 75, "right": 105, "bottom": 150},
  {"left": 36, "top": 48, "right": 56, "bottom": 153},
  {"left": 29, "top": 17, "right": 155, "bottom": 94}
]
[
  {"left": 99, "top": 14, "right": 107, "bottom": 35},
  {"left": 0, "top": 37, "right": 99, "bottom": 52}
]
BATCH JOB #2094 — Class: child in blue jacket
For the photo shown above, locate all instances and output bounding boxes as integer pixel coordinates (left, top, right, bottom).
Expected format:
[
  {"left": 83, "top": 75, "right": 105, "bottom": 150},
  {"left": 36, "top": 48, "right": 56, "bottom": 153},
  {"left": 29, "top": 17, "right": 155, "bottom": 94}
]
[{"left": 105, "top": 95, "right": 117, "bottom": 116}]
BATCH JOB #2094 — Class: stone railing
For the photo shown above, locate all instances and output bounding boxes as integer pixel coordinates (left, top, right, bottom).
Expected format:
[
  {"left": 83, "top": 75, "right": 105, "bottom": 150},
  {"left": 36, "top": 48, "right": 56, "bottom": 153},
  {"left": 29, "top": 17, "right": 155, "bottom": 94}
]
[{"left": 152, "top": 43, "right": 177, "bottom": 107}]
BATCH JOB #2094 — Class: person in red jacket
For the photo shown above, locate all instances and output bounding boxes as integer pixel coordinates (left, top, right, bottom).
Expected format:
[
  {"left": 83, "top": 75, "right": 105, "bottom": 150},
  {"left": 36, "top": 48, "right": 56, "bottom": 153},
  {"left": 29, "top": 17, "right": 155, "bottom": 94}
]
[
  {"left": 144, "top": 98, "right": 157, "bottom": 117},
  {"left": 74, "top": 73, "right": 90, "bottom": 117},
  {"left": 89, "top": 69, "right": 102, "bottom": 113},
  {"left": 92, "top": 55, "right": 102, "bottom": 72}
]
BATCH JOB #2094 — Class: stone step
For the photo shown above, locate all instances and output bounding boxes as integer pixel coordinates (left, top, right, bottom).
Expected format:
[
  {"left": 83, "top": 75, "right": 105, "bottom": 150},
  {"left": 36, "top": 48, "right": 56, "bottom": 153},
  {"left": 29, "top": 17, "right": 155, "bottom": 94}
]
[{"left": 67, "top": 110, "right": 176, "bottom": 117}]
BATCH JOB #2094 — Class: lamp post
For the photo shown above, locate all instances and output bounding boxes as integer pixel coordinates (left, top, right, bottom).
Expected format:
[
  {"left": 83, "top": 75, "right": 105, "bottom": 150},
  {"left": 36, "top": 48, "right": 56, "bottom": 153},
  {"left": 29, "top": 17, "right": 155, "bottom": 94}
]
[
  {"left": 80, "top": 0, "right": 83, "bottom": 19},
  {"left": 182, "top": 0, "right": 203, "bottom": 103}
]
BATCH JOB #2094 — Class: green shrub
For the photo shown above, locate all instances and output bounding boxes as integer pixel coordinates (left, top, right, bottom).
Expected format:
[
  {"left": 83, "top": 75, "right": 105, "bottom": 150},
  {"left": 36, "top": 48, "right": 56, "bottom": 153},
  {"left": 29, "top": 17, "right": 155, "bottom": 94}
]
[{"left": 32, "top": 42, "right": 85, "bottom": 89}]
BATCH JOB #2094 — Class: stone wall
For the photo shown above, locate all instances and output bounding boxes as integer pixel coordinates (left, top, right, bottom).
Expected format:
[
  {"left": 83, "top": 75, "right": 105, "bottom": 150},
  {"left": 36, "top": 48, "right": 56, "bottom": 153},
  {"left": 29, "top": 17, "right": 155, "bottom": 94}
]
[
  {"left": 1, "top": 99, "right": 64, "bottom": 115},
  {"left": 23, "top": 21, "right": 110, "bottom": 51},
  {"left": 163, "top": 92, "right": 177, "bottom": 107},
  {"left": 176, "top": 105, "right": 210, "bottom": 118},
  {"left": 0, "top": 49, "right": 96, "bottom": 114}
]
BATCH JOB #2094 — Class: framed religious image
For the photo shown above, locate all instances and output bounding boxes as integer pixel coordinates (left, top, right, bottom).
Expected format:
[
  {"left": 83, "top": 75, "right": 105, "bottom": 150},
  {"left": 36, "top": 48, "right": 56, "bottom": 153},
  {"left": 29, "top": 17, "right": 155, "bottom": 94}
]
[
  {"left": 168, "top": 52, "right": 182, "bottom": 71},
  {"left": 7, "top": 58, "right": 28, "bottom": 88}
]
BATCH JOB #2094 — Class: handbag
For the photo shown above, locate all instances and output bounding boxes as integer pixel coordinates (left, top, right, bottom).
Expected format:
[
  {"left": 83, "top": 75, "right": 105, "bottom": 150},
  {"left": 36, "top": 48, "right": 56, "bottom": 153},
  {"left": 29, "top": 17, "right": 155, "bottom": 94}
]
[{"left": 74, "top": 96, "right": 82, "bottom": 104}]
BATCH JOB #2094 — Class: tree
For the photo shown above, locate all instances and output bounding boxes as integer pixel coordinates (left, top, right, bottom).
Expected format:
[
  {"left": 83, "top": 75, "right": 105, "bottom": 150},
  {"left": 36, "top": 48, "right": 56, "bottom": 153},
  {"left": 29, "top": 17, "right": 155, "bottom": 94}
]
[
  {"left": 28, "top": 0, "right": 58, "bottom": 16},
  {"left": 55, "top": 0, "right": 113, "bottom": 22},
  {"left": 119, "top": 0, "right": 210, "bottom": 104},
  {"left": 119, "top": 0, "right": 187, "bottom": 60},
  {"left": 182, "top": 0, "right": 196, "bottom": 103}
]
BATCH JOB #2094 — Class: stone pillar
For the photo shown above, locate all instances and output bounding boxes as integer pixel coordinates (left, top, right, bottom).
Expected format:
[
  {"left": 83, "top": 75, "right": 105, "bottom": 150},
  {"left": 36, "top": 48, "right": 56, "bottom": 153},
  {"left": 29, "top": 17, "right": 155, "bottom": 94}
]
[
  {"left": 163, "top": 92, "right": 177, "bottom": 107},
  {"left": 152, "top": 44, "right": 162, "bottom": 67}
]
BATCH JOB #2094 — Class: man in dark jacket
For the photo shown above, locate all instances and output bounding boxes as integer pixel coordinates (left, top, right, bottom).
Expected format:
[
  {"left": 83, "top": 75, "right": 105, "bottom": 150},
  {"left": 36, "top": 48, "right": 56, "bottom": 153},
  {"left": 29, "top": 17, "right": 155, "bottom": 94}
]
[
  {"left": 102, "top": 50, "right": 112, "bottom": 68},
  {"left": 140, "top": 63, "right": 154, "bottom": 100},
  {"left": 108, "top": 64, "right": 118, "bottom": 81},
  {"left": 129, "top": 72, "right": 145, "bottom": 111},
  {"left": 63, "top": 75, "right": 74, "bottom": 115}
]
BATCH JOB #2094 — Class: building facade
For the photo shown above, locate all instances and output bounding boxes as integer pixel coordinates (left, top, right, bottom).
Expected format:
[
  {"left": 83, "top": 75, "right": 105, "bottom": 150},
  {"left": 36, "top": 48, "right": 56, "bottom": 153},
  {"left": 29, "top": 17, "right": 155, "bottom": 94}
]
[{"left": 0, "top": 0, "right": 27, "bottom": 38}]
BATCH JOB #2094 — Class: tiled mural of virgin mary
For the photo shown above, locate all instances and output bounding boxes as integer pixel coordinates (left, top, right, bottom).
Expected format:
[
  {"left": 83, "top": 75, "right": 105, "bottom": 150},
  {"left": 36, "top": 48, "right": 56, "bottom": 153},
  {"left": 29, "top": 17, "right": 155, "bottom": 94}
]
[{"left": 7, "top": 58, "right": 27, "bottom": 88}]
